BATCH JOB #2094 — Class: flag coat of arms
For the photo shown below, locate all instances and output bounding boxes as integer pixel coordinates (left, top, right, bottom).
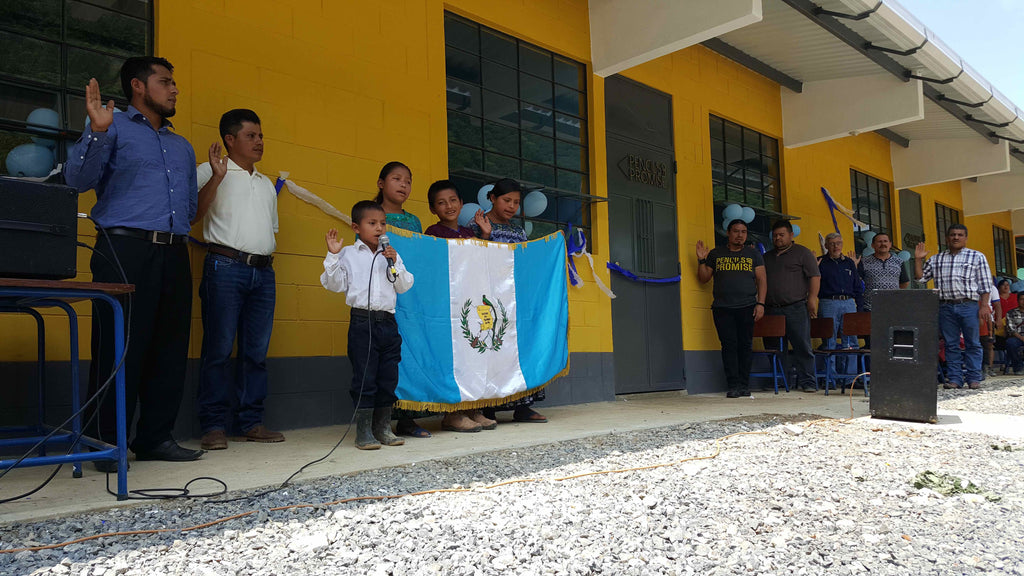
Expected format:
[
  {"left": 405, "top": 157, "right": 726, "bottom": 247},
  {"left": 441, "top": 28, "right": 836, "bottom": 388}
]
[{"left": 385, "top": 229, "right": 569, "bottom": 411}]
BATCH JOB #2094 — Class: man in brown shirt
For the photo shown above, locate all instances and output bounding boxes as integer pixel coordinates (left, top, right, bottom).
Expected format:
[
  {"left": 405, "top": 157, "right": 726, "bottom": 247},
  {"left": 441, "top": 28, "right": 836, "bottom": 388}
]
[{"left": 762, "top": 220, "right": 821, "bottom": 392}]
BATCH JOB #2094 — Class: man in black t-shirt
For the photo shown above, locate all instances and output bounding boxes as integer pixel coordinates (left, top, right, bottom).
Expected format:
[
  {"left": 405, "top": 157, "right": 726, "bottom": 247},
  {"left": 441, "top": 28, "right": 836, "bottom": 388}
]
[{"left": 697, "top": 219, "right": 766, "bottom": 397}]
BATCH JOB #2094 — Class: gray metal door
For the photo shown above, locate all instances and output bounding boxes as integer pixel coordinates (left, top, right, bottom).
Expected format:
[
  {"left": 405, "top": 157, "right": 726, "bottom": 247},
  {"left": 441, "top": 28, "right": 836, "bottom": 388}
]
[
  {"left": 899, "top": 189, "right": 926, "bottom": 288},
  {"left": 605, "top": 75, "right": 684, "bottom": 394}
]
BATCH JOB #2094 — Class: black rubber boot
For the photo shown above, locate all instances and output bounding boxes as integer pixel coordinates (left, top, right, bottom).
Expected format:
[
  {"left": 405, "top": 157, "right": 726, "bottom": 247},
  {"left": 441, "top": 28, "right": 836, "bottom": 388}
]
[
  {"left": 372, "top": 406, "right": 405, "bottom": 446},
  {"left": 355, "top": 409, "right": 381, "bottom": 450}
]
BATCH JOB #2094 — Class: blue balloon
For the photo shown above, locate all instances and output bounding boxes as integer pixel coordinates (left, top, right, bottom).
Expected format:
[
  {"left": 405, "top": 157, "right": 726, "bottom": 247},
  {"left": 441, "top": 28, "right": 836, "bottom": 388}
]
[
  {"left": 458, "top": 203, "right": 481, "bottom": 227},
  {"left": 741, "top": 206, "right": 756, "bottom": 224},
  {"left": 792, "top": 224, "right": 801, "bottom": 237},
  {"left": 862, "top": 231, "right": 877, "bottom": 245},
  {"left": 5, "top": 143, "right": 55, "bottom": 177},
  {"left": 27, "top": 108, "right": 60, "bottom": 149},
  {"left": 722, "top": 203, "right": 743, "bottom": 221},
  {"left": 722, "top": 218, "right": 732, "bottom": 232},
  {"left": 477, "top": 185, "right": 493, "bottom": 211},
  {"left": 862, "top": 246, "right": 875, "bottom": 257},
  {"left": 523, "top": 190, "right": 548, "bottom": 217},
  {"left": 897, "top": 250, "right": 912, "bottom": 262}
]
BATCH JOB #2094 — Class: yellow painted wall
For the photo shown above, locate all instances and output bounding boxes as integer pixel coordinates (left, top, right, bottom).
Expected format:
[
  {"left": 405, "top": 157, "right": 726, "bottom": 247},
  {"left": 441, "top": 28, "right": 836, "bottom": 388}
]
[
  {"left": 0, "top": 1, "right": 1016, "bottom": 365},
  {"left": 0, "top": 0, "right": 613, "bottom": 362}
]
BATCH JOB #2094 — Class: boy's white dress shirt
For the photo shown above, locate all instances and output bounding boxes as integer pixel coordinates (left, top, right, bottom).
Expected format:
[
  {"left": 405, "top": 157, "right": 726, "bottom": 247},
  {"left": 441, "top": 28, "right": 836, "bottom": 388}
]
[{"left": 320, "top": 239, "right": 414, "bottom": 312}]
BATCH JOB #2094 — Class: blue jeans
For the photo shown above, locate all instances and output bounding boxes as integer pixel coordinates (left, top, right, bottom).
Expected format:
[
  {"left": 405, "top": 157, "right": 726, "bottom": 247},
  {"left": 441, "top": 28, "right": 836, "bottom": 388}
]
[
  {"left": 938, "top": 301, "right": 982, "bottom": 386},
  {"left": 198, "top": 254, "right": 276, "bottom": 434},
  {"left": 819, "top": 298, "right": 857, "bottom": 377},
  {"left": 1006, "top": 337, "right": 1024, "bottom": 372}
]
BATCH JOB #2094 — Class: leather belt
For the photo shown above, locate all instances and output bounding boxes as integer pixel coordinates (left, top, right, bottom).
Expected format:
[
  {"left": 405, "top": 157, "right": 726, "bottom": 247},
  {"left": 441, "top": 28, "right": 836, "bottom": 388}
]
[
  {"left": 351, "top": 308, "right": 394, "bottom": 321},
  {"left": 103, "top": 226, "right": 187, "bottom": 245},
  {"left": 821, "top": 295, "right": 853, "bottom": 300},
  {"left": 940, "top": 298, "right": 976, "bottom": 304},
  {"left": 206, "top": 243, "right": 273, "bottom": 268}
]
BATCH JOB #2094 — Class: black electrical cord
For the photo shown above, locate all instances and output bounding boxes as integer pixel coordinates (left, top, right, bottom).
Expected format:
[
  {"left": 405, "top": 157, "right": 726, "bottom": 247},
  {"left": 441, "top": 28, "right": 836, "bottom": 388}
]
[{"left": 0, "top": 228, "right": 133, "bottom": 502}]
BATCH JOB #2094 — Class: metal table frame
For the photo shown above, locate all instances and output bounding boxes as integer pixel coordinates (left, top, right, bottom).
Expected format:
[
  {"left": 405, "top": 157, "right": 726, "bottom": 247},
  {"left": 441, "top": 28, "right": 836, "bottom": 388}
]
[{"left": 0, "top": 279, "right": 133, "bottom": 499}]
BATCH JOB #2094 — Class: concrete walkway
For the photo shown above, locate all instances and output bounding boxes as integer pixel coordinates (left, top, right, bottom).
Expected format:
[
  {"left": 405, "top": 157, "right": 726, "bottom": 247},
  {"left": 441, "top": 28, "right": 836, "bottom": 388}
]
[{"left": 1, "top": 387, "right": 1018, "bottom": 525}]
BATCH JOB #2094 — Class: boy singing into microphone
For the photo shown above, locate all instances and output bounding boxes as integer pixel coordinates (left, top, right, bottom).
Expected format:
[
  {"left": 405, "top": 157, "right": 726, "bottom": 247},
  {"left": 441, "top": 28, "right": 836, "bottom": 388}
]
[{"left": 321, "top": 201, "right": 414, "bottom": 449}]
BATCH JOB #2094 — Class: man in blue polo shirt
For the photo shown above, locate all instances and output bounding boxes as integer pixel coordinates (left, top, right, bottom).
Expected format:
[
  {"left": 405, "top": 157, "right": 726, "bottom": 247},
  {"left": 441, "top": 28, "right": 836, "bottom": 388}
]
[
  {"left": 817, "top": 233, "right": 864, "bottom": 381},
  {"left": 65, "top": 57, "right": 203, "bottom": 469}
]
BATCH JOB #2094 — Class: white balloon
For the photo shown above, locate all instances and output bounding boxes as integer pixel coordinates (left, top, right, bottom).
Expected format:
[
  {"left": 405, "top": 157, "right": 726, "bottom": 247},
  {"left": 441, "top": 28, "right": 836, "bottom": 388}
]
[
  {"left": 723, "top": 203, "right": 743, "bottom": 221},
  {"left": 477, "top": 185, "right": 493, "bottom": 211},
  {"left": 792, "top": 224, "right": 801, "bottom": 237},
  {"left": 523, "top": 190, "right": 548, "bottom": 217},
  {"left": 524, "top": 221, "right": 534, "bottom": 236},
  {"left": 741, "top": 206, "right": 756, "bottom": 224},
  {"left": 458, "top": 203, "right": 481, "bottom": 227}
]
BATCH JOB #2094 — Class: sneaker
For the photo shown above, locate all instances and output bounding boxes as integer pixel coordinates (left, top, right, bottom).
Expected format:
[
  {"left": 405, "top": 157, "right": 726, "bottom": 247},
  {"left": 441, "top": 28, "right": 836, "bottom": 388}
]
[{"left": 201, "top": 429, "right": 228, "bottom": 450}]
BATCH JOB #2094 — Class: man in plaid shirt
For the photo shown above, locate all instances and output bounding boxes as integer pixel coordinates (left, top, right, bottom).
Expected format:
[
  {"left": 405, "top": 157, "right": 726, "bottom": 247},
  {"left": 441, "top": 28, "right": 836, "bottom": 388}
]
[{"left": 914, "top": 224, "right": 992, "bottom": 389}]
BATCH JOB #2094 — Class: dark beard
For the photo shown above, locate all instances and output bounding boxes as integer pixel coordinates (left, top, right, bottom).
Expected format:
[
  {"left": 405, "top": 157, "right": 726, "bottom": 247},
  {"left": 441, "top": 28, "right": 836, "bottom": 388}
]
[{"left": 143, "top": 92, "right": 175, "bottom": 119}]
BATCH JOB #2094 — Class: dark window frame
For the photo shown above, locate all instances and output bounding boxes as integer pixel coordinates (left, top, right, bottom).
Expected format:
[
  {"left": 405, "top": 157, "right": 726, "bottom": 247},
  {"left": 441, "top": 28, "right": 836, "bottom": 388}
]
[
  {"left": 993, "top": 225, "right": 1013, "bottom": 276},
  {"left": 709, "top": 114, "right": 781, "bottom": 248},
  {"left": 850, "top": 169, "right": 893, "bottom": 255},
  {"left": 934, "top": 203, "right": 962, "bottom": 253},
  {"left": 444, "top": 11, "right": 590, "bottom": 240},
  {"left": 0, "top": 1, "right": 154, "bottom": 177}
]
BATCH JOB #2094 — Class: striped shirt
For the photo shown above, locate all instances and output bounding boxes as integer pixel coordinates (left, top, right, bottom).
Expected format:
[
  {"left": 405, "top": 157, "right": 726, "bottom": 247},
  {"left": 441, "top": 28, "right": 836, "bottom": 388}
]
[{"left": 919, "top": 248, "right": 991, "bottom": 302}]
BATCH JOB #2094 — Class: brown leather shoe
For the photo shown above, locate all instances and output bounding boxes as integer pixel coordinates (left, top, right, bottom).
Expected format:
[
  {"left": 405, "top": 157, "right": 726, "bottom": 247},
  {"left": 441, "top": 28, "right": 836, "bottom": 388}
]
[
  {"left": 234, "top": 424, "right": 285, "bottom": 443},
  {"left": 968, "top": 382, "right": 981, "bottom": 390},
  {"left": 201, "top": 429, "right": 228, "bottom": 450}
]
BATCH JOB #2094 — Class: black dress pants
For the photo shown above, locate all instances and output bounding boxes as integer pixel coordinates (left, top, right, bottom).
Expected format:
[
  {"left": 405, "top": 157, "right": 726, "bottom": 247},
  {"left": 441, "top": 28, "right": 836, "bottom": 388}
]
[
  {"left": 86, "top": 233, "right": 192, "bottom": 453},
  {"left": 712, "top": 306, "right": 755, "bottom": 393}
]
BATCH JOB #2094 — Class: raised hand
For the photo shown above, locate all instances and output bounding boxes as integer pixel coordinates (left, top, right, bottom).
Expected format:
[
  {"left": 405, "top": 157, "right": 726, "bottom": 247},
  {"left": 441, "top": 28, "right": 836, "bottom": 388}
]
[
  {"left": 208, "top": 142, "right": 228, "bottom": 179},
  {"left": 84, "top": 78, "right": 114, "bottom": 133},
  {"left": 325, "top": 228, "right": 344, "bottom": 254},
  {"left": 847, "top": 250, "right": 861, "bottom": 266},
  {"left": 696, "top": 240, "right": 710, "bottom": 261},
  {"left": 914, "top": 242, "right": 929, "bottom": 260},
  {"left": 474, "top": 209, "right": 492, "bottom": 237}
]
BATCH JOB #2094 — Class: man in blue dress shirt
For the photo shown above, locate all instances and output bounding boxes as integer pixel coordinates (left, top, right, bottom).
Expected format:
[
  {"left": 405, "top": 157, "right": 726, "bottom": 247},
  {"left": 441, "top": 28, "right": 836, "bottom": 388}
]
[
  {"left": 817, "top": 233, "right": 864, "bottom": 382},
  {"left": 65, "top": 56, "right": 203, "bottom": 468}
]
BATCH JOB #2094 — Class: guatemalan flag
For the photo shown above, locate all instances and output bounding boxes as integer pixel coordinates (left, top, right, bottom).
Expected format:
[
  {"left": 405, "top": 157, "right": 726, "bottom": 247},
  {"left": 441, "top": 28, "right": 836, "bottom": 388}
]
[{"left": 386, "top": 230, "right": 569, "bottom": 411}]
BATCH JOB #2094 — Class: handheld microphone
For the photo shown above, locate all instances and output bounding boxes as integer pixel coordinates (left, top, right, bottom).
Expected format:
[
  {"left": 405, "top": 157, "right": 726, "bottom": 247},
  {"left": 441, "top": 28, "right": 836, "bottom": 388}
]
[{"left": 379, "top": 234, "right": 398, "bottom": 276}]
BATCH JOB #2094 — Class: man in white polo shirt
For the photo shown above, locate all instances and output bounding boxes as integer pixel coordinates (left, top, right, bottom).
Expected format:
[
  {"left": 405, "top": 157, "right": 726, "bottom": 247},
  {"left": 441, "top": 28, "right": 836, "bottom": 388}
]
[{"left": 193, "top": 109, "right": 284, "bottom": 450}]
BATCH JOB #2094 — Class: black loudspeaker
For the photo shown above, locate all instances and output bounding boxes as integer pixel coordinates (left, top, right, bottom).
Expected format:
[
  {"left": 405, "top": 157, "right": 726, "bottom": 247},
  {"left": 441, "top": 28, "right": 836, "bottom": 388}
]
[
  {"left": 869, "top": 289, "right": 939, "bottom": 423},
  {"left": 0, "top": 177, "right": 78, "bottom": 280}
]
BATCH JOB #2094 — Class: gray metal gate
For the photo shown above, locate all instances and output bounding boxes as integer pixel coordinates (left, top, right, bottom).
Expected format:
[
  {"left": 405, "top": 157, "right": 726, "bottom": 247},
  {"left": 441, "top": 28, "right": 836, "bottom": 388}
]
[{"left": 604, "top": 75, "right": 684, "bottom": 394}]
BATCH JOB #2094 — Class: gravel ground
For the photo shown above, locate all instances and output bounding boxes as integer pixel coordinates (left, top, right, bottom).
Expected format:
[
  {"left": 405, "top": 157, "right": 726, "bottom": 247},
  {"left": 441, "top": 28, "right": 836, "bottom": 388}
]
[{"left": 3, "top": 379, "right": 1024, "bottom": 576}]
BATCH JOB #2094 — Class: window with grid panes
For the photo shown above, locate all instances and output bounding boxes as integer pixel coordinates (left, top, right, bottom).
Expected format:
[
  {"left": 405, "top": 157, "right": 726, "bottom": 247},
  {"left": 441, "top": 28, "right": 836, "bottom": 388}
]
[
  {"left": 850, "top": 169, "right": 893, "bottom": 254},
  {"left": 0, "top": 1, "right": 152, "bottom": 178},
  {"left": 934, "top": 203, "right": 961, "bottom": 252},
  {"left": 444, "top": 12, "right": 589, "bottom": 240},
  {"left": 993, "top": 225, "right": 1013, "bottom": 276},
  {"left": 709, "top": 115, "right": 780, "bottom": 247}
]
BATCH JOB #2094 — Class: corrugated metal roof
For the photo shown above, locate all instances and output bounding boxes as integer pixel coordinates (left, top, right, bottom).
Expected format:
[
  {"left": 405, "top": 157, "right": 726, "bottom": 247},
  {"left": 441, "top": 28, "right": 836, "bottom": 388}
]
[
  {"left": 717, "top": 0, "right": 881, "bottom": 82},
  {"left": 714, "top": 0, "right": 1024, "bottom": 151},
  {"left": 892, "top": 98, "right": 983, "bottom": 141}
]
